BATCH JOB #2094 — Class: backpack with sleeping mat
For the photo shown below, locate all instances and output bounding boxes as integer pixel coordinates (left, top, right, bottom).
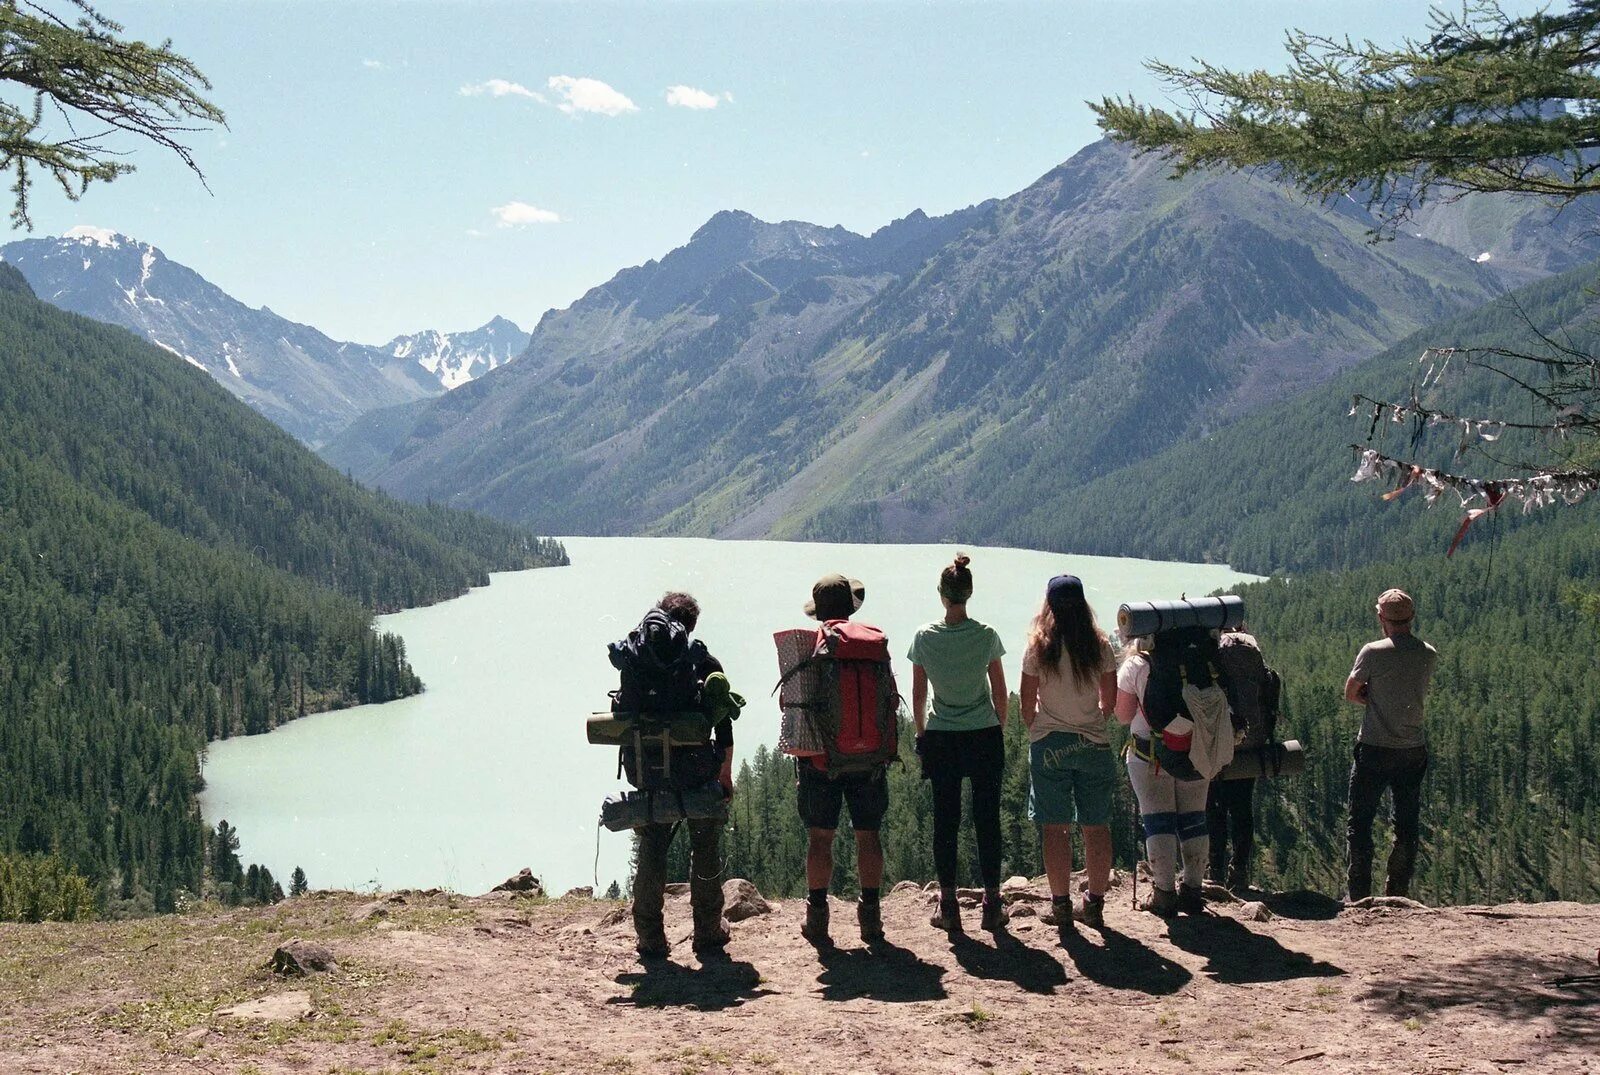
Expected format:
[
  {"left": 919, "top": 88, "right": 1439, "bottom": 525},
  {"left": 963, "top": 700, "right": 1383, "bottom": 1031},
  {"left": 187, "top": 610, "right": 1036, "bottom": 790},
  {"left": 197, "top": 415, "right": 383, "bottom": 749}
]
[
  {"left": 1142, "top": 625, "right": 1235, "bottom": 782},
  {"left": 775, "top": 619, "right": 901, "bottom": 776}
]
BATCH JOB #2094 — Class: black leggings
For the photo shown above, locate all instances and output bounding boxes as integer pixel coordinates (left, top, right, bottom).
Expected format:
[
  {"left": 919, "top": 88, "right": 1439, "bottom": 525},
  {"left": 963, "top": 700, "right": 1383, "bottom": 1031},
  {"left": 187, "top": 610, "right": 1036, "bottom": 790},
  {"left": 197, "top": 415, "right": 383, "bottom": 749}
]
[{"left": 924, "top": 725, "right": 1005, "bottom": 889}]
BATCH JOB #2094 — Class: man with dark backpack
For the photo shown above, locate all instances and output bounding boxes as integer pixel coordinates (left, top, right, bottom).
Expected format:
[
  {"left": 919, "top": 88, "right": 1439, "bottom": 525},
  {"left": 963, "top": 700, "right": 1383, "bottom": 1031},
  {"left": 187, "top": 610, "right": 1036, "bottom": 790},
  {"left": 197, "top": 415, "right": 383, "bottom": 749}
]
[
  {"left": 611, "top": 592, "right": 735, "bottom": 960},
  {"left": 785, "top": 573, "right": 898, "bottom": 946},
  {"left": 1207, "top": 624, "right": 1282, "bottom": 892}
]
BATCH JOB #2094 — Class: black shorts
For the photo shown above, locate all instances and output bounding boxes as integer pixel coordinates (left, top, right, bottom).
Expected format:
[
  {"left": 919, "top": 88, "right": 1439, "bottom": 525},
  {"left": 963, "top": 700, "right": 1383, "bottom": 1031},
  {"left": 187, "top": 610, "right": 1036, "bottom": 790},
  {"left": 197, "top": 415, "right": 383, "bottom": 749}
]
[{"left": 796, "top": 762, "right": 888, "bottom": 832}]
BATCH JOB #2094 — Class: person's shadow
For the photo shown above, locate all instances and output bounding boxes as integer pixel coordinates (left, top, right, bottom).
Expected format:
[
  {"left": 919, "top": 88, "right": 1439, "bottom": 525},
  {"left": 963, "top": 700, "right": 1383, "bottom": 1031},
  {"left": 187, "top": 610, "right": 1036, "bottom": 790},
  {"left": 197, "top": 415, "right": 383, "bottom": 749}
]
[
  {"left": 948, "top": 927, "right": 1068, "bottom": 995},
  {"left": 1166, "top": 915, "right": 1345, "bottom": 984},
  {"left": 816, "top": 940, "right": 947, "bottom": 1002},
  {"left": 1058, "top": 924, "right": 1193, "bottom": 995},
  {"left": 609, "top": 951, "right": 774, "bottom": 1010}
]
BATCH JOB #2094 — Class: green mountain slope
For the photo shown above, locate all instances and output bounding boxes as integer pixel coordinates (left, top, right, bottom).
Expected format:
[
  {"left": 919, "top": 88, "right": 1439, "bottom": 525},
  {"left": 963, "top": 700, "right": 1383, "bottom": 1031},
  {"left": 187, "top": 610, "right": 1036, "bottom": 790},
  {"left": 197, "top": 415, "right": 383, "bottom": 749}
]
[
  {"left": 324, "top": 140, "right": 1505, "bottom": 541},
  {"left": 0, "top": 266, "right": 565, "bottom": 912},
  {"left": 1032, "top": 264, "right": 1600, "bottom": 574}
]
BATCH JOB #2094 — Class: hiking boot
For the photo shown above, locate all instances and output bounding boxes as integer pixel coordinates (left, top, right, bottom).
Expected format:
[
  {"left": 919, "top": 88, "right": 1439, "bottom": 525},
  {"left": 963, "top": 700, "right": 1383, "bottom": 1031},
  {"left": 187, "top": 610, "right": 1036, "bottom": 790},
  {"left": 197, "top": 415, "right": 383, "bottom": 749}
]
[
  {"left": 929, "top": 898, "right": 963, "bottom": 932},
  {"left": 1227, "top": 868, "right": 1250, "bottom": 894},
  {"left": 980, "top": 896, "right": 1009, "bottom": 931},
  {"left": 857, "top": 898, "right": 885, "bottom": 945},
  {"left": 1039, "top": 896, "right": 1074, "bottom": 927},
  {"left": 692, "top": 919, "right": 730, "bottom": 954},
  {"left": 1141, "top": 885, "right": 1179, "bottom": 918},
  {"left": 1077, "top": 894, "right": 1106, "bottom": 929},
  {"left": 801, "top": 899, "right": 831, "bottom": 944},
  {"left": 635, "top": 925, "right": 670, "bottom": 961},
  {"left": 1177, "top": 883, "right": 1206, "bottom": 915}
]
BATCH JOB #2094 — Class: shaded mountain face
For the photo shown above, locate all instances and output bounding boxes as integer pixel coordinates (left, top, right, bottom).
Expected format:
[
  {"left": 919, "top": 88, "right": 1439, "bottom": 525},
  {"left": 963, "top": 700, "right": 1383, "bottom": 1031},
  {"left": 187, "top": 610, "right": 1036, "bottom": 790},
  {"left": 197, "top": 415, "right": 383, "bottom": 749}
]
[
  {"left": 323, "top": 139, "right": 1513, "bottom": 540},
  {"left": 0, "top": 229, "right": 518, "bottom": 446},
  {"left": 382, "top": 315, "right": 531, "bottom": 390}
]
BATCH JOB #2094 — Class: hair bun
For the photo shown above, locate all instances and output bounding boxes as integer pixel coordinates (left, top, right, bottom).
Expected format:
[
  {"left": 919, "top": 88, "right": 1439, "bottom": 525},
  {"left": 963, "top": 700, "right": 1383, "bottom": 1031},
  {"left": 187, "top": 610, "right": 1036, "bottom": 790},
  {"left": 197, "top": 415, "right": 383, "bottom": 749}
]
[{"left": 953, "top": 553, "right": 971, "bottom": 569}]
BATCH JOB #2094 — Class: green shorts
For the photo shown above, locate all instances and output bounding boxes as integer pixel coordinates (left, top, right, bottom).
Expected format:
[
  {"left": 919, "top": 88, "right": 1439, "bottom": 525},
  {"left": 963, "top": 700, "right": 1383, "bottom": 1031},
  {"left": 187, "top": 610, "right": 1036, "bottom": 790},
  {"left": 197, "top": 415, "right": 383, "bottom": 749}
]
[{"left": 1029, "top": 731, "right": 1115, "bottom": 826}]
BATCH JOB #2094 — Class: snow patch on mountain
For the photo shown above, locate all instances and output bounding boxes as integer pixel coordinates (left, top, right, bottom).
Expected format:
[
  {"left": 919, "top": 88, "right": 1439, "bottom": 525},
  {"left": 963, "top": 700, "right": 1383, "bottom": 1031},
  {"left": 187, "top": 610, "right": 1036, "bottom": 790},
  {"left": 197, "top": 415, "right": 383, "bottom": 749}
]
[
  {"left": 382, "top": 316, "right": 529, "bottom": 389},
  {"left": 64, "top": 225, "right": 123, "bottom": 247}
]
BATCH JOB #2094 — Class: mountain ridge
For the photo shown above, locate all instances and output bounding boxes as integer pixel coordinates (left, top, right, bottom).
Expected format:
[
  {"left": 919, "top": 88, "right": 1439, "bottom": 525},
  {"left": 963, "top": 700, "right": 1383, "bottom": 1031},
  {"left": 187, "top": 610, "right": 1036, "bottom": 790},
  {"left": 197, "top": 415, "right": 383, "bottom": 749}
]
[
  {"left": 0, "top": 231, "right": 526, "bottom": 445},
  {"left": 323, "top": 138, "right": 1512, "bottom": 541}
]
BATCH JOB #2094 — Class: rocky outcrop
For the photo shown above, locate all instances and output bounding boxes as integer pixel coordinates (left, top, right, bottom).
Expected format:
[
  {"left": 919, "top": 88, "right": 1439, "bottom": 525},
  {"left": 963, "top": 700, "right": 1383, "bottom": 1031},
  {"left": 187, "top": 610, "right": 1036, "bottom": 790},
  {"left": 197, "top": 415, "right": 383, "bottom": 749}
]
[
  {"left": 491, "top": 869, "right": 545, "bottom": 896},
  {"left": 270, "top": 939, "right": 339, "bottom": 976},
  {"left": 722, "top": 879, "right": 771, "bottom": 922}
]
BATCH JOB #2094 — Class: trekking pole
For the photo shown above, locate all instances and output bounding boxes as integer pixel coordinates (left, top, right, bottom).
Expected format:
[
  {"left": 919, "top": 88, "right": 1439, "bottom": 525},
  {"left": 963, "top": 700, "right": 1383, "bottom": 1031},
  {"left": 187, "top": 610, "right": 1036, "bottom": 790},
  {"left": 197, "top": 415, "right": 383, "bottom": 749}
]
[{"left": 1131, "top": 786, "right": 1139, "bottom": 912}]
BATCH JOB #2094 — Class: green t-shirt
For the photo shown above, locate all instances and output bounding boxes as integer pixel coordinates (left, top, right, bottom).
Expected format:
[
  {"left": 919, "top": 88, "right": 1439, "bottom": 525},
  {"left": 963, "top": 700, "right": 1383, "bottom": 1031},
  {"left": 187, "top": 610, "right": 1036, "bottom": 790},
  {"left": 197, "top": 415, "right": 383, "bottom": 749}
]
[{"left": 908, "top": 618, "right": 1006, "bottom": 732}]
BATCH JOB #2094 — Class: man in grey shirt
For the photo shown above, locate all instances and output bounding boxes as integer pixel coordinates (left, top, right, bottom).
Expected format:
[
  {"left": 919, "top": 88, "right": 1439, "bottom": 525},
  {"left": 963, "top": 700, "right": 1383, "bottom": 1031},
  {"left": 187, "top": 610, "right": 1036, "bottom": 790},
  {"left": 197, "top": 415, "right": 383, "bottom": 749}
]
[{"left": 1342, "top": 588, "right": 1438, "bottom": 901}]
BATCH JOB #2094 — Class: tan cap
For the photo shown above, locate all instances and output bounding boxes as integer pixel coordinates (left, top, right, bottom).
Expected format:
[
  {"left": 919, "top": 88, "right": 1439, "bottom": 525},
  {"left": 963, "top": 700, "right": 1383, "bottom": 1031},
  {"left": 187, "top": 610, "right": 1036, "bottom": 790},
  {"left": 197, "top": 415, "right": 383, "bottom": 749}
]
[{"left": 1375, "top": 588, "right": 1415, "bottom": 622}]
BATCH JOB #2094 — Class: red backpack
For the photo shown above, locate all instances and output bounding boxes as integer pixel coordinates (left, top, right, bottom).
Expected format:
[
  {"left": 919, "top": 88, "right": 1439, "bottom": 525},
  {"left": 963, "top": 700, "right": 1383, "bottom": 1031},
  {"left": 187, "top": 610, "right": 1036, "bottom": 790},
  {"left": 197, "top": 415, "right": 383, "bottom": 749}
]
[{"left": 779, "top": 619, "right": 902, "bottom": 776}]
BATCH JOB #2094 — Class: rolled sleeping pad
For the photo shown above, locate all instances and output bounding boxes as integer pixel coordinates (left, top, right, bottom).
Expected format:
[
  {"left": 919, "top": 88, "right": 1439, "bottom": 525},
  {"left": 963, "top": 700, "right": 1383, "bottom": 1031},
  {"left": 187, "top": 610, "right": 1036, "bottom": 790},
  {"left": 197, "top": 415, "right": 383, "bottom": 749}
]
[
  {"left": 1118, "top": 595, "right": 1245, "bottom": 639},
  {"left": 586, "top": 712, "right": 714, "bottom": 747},
  {"left": 1217, "top": 739, "right": 1305, "bottom": 781}
]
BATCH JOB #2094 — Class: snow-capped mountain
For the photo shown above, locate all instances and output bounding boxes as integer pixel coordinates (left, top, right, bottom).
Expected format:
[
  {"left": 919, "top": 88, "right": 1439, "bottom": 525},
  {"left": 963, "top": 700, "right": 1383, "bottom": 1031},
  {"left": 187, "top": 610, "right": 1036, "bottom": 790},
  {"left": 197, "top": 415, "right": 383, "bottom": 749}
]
[
  {"left": 0, "top": 228, "right": 521, "bottom": 445},
  {"left": 382, "top": 316, "right": 529, "bottom": 390}
]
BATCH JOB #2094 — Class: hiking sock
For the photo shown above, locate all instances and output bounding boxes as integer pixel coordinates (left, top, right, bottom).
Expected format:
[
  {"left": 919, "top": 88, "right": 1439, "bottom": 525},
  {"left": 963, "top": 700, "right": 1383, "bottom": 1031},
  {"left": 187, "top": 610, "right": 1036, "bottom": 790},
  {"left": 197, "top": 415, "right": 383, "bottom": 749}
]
[
  {"left": 808, "top": 888, "right": 829, "bottom": 908},
  {"left": 859, "top": 887, "right": 880, "bottom": 904}
]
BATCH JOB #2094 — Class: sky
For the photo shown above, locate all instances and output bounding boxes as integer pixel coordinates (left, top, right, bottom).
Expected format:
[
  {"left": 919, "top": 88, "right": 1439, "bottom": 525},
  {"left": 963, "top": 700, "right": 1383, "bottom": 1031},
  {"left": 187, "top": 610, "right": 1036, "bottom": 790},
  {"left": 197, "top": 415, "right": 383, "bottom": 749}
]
[{"left": 8, "top": 1, "right": 1524, "bottom": 343}]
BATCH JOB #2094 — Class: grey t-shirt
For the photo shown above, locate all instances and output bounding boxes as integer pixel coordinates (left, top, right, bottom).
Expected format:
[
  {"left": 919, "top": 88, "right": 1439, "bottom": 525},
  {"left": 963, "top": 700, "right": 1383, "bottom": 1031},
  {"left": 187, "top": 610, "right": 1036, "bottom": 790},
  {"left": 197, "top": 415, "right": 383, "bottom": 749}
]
[{"left": 1348, "top": 633, "right": 1438, "bottom": 748}]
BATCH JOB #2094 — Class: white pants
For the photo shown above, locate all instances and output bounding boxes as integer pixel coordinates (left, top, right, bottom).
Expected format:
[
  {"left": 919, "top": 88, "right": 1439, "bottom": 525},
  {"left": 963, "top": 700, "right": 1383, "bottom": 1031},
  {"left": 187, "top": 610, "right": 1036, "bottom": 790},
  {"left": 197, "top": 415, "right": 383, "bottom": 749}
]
[{"left": 1127, "top": 754, "right": 1210, "bottom": 892}]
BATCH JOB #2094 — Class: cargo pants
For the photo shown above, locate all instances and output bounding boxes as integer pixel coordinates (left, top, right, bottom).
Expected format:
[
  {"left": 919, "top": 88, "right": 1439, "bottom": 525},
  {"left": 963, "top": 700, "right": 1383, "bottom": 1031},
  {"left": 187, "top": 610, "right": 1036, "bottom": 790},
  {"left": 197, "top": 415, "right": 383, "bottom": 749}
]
[{"left": 631, "top": 818, "right": 725, "bottom": 948}]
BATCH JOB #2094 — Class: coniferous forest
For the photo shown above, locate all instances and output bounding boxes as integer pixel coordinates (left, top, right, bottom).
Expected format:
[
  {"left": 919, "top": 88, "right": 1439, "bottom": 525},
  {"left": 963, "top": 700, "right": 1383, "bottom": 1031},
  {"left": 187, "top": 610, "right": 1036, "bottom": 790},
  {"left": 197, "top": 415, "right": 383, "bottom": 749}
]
[{"left": 0, "top": 265, "right": 566, "bottom": 917}]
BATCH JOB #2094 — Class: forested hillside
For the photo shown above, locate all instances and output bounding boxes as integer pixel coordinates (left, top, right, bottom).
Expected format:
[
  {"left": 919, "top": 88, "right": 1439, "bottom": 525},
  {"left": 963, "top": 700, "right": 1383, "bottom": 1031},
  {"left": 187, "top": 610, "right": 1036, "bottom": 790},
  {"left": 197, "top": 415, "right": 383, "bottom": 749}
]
[
  {"left": 1028, "top": 264, "right": 1600, "bottom": 574},
  {"left": 702, "top": 507, "right": 1600, "bottom": 907},
  {"left": 0, "top": 265, "right": 565, "bottom": 914}
]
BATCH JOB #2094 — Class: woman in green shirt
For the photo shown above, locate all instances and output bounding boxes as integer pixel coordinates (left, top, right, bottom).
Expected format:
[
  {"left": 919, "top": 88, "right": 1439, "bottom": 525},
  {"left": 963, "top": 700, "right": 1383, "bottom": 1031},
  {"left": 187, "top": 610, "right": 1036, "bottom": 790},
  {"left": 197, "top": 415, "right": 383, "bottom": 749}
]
[{"left": 909, "top": 553, "right": 1008, "bottom": 932}]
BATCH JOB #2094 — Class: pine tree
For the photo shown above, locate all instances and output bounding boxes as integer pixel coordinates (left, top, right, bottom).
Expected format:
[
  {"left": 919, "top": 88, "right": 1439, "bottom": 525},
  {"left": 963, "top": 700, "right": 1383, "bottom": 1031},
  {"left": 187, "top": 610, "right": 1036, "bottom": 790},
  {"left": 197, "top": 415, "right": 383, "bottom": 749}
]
[
  {"left": 290, "top": 866, "right": 308, "bottom": 897},
  {"left": 0, "top": 1, "right": 226, "bottom": 227},
  {"left": 1094, "top": 1, "right": 1600, "bottom": 507}
]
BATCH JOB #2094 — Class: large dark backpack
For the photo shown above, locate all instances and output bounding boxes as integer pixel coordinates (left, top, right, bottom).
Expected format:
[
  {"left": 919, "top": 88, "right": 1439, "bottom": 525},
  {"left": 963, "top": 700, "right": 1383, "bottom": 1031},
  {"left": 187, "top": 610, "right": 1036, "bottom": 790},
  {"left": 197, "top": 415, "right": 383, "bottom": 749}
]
[
  {"left": 1216, "top": 632, "right": 1277, "bottom": 749},
  {"left": 1142, "top": 626, "right": 1232, "bottom": 781},
  {"left": 607, "top": 610, "right": 715, "bottom": 790},
  {"left": 778, "top": 619, "right": 901, "bottom": 777}
]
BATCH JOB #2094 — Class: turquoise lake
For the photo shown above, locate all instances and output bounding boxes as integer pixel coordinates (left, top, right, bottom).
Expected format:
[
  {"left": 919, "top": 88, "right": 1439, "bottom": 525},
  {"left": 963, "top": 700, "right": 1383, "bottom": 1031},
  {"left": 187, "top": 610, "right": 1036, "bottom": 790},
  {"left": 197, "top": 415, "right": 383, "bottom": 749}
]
[{"left": 198, "top": 537, "right": 1261, "bottom": 895}]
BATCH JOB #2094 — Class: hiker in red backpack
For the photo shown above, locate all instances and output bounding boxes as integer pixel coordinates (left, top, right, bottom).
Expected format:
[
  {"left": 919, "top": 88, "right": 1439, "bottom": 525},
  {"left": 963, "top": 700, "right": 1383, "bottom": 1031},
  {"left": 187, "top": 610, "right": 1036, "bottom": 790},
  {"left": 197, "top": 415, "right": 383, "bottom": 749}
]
[
  {"left": 792, "top": 573, "right": 897, "bottom": 946},
  {"left": 910, "top": 553, "right": 1009, "bottom": 933}
]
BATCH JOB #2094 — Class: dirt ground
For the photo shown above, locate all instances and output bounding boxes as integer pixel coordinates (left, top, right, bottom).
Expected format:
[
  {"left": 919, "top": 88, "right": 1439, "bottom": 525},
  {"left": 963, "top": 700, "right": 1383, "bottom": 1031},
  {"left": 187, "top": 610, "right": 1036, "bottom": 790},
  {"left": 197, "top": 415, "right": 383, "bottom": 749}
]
[{"left": 1, "top": 878, "right": 1595, "bottom": 1075}]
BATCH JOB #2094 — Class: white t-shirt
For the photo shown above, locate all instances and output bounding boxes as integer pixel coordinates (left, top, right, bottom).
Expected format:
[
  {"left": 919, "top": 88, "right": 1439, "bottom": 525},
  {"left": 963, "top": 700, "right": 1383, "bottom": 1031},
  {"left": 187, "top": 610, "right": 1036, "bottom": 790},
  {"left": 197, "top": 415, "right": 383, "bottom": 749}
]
[
  {"left": 1116, "top": 654, "right": 1152, "bottom": 737},
  {"left": 1022, "top": 638, "right": 1114, "bottom": 744}
]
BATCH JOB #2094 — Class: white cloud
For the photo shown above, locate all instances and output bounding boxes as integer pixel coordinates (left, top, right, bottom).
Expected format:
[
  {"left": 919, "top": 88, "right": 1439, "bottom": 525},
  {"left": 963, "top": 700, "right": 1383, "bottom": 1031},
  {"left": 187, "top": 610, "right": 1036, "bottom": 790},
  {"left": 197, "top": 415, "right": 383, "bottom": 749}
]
[
  {"left": 665, "top": 84, "right": 723, "bottom": 110},
  {"left": 461, "top": 78, "right": 546, "bottom": 102},
  {"left": 547, "top": 75, "right": 637, "bottom": 116},
  {"left": 491, "top": 202, "right": 562, "bottom": 228},
  {"left": 362, "top": 59, "right": 384, "bottom": 69}
]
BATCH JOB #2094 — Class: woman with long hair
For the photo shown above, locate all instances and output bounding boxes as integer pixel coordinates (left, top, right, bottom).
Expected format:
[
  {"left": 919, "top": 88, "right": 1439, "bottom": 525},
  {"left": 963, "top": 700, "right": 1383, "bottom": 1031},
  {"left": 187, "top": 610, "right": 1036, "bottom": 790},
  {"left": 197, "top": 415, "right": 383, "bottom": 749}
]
[
  {"left": 909, "top": 553, "right": 1009, "bottom": 933},
  {"left": 1019, "top": 574, "right": 1117, "bottom": 929}
]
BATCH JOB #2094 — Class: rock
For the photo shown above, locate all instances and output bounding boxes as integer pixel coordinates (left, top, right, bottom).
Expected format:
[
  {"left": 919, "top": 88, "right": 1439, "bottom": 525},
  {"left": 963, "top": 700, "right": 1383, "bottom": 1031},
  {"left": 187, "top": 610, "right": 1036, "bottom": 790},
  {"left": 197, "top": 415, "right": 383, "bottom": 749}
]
[
  {"left": 270, "top": 939, "right": 339, "bottom": 977},
  {"left": 923, "top": 881, "right": 940, "bottom": 893},
  {"left": 664, "top": 882, "right": 691, "bottom": 896},
  {"left": 1009, "top": 903, "right": 1038, "bottom": 918},
  {"left": 596, "top": 904, "right": 630, "bottom": 930},
  {"left": 563, "top": 886, "right": 594, "bottom": 899},
  {"left": 1347, "top": 895, "right": 1433, "bottom": 912},
  {"left": 1000, "top": 875, "right": 1031, "bottom": 894},
  {"left": 182, "top": 1027, "right": 211, "bottom": 1044},
  {"left": 352, "top": 900, "right": 389, "bottom": 923},
  {"left": 1239, "top": 901, "right": 1274, "bottom": 922},
  {"left": 722, "top": 878, "right": 771, "bottom": 922},
  {"left": 490, "top": 869, "right": 545, "bottom": 896},
  {"left": 218, "top": 991, "right": 313, "bottom": 1022},
  {"left": 1201, "top": 881, "right": 1240, "bottom": 903},
  {"left": 890, "top": 880, "right": 922, "bottom": 895}
]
